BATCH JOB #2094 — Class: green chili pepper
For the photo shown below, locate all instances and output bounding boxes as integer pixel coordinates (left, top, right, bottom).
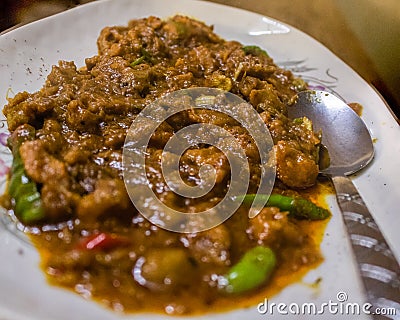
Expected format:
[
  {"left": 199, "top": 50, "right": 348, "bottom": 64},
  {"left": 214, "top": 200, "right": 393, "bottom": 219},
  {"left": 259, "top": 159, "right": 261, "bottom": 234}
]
[
  {"left": 7, "top": 125, "right": 44, "bottom": 224},
  {"left": 242, "top": 45, "right": 269, "bottom": 58},
  {"left": 238, "top": 194, "right": 330, "bottom": 220},
  {"left": 224, "top": 246, "right": 276, "bottom": 294}
]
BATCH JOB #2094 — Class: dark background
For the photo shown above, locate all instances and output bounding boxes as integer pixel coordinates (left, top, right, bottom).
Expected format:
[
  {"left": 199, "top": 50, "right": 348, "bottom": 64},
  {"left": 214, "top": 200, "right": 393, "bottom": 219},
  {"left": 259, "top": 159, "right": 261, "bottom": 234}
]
[{"left": 0, "top": 0, "right": 89, "bottom": 31}]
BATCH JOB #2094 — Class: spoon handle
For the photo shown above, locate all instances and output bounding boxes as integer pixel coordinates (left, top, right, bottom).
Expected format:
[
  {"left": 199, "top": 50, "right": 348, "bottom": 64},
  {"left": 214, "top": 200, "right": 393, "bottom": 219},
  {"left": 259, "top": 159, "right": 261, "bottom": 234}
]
[{"left": 331, "top": 175, "right": 400, "bottom": 319}]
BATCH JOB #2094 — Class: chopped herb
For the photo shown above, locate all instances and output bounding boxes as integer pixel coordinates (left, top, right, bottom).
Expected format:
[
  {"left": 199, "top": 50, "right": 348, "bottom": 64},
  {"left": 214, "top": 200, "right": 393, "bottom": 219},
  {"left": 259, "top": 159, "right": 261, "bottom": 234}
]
[
  {"left": 242, "top": 45, "right": 269, "bottom": 58},
  {"left": 130, "top": 48, "right": 152, "bottom": 67},
  {"left": 130, "top": 56, "right": 146, "bottom": 67}
]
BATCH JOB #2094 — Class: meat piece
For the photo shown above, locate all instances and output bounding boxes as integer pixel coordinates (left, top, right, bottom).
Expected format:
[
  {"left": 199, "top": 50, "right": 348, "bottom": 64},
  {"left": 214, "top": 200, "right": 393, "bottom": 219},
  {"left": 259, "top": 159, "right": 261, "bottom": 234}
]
[
  {"left": 40, "top": 184, "right": 79, "bottom": 220},
  {"left": 275, "top": 140, "right": 319, "bottom": 188},
  {"left": 249, "top": 86, "right": 285, "bottom": 113},
  {"left": 97, "top": 26, "right": 129, "bottom": 56},
  {"left": 20, "top": 140, "right": 69, "bottom": 184},
  {"left": 149, "top": 121, "right": 174, "bottom": 148},
  {"left": 225, "top": 125, "right": 260, "bottom": 162},
  {"left": 76, "top": 178, "right": 131, "bottom": 220},
  {"left": 161, "top": 15, "right": 222, "bottom": 48},
  {"left": 181, "top": 146, "right": 229, "bottom": 185},
  {"left": 246, "top": 207, "right": 304, "bottom": 248},
  {"left": 66, "top": 100, "right": 101, "bottom": 133},
  {"left": 63, "top": 146, "right": 91, "bottom": 165},
  {"left": 89, "top": 55, "right": 153, "bottom": 98},
  {"left": 187, "top": 108, "right": 237, "bottom": 127},
  {"left": 3, "top": 91, "right": 58, "bottom": 131},
  {"left": 181, "top": 225, "right": 231, "bottom": 266}
]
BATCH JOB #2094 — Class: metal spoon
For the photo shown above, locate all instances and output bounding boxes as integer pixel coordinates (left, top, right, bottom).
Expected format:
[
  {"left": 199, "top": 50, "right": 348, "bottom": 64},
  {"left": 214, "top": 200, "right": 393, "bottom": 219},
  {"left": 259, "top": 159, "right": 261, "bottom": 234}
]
[{"left": 288, "top": 90, "right": 400, "bottom": 319}]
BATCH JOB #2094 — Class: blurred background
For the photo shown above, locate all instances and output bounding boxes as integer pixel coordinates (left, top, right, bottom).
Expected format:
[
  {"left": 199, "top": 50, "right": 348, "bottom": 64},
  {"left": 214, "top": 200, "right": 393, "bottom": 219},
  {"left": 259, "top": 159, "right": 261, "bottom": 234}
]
[{"left": 1, "top": 0, "right": 399, "bottom": 117}]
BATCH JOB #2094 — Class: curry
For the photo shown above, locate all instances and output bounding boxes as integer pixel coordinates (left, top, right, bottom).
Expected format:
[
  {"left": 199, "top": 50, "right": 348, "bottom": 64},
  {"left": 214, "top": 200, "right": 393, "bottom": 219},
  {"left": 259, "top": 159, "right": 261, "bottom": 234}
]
[{"left": 1, "top": 15, "right": 331, "bottom": 315}]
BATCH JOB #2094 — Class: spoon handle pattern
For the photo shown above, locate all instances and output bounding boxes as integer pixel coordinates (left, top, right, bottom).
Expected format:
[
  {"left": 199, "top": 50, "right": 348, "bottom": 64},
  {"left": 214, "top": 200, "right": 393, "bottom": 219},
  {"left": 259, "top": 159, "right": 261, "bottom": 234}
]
[{"left": 332, "top": 175, "right": 400, "bottom": 319}]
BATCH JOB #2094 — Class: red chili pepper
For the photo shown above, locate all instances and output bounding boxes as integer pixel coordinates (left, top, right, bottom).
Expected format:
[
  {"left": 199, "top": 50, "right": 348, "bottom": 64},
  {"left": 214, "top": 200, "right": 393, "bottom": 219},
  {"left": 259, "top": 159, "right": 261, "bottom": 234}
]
[{"left": 79, "top": 232, "right": 130, "bottom": 251}]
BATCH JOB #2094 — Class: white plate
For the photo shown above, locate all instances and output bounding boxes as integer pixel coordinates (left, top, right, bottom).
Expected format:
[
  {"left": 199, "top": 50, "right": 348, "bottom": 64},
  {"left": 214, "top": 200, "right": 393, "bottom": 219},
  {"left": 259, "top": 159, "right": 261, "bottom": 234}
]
[{"left": 0, "top": 0, "right": 399, "bottom": 319}]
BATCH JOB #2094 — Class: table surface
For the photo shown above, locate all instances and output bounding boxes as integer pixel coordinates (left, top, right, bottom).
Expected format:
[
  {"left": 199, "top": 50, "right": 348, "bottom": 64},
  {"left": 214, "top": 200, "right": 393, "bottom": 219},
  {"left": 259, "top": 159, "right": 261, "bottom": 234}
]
[{"left": 1, "top": 0, "right": 399, "bottom": 121}]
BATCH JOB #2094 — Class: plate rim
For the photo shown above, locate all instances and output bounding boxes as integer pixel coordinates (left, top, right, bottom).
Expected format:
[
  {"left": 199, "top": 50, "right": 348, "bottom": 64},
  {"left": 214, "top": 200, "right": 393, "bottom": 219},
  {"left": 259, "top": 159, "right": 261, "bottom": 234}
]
[{"left": 0, "top": 0, "right": 399, "bottom": 319}]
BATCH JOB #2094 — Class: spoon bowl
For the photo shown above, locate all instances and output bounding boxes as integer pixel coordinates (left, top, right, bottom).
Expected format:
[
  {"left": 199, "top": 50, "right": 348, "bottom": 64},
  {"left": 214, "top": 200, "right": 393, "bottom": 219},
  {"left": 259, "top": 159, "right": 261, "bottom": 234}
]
[
  {"left": 288, "top": 90, "right": 399, "bottom": 318},
  {"left": 288, "top": 90, "right": 374, "bottom": 176}
]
